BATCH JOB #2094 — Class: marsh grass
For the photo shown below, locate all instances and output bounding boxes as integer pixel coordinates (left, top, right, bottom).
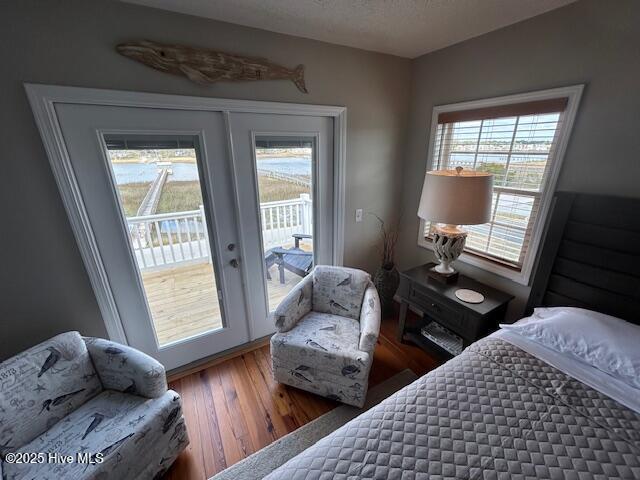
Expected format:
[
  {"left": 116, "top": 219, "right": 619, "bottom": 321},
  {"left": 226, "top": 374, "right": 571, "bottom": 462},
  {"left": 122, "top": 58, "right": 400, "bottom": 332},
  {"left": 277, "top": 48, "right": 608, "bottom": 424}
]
[
  {"left": 118, "top": 182, "right": 152, "bottom": 216},
  {"left": 157, "top": 181, "right": 205, "bottom": 213},
  {"left": 119, "top": 174, "right": 310, "bottom": 218},
  {"left": 257, "top": 176, "right": 310, "bottom": 203}
]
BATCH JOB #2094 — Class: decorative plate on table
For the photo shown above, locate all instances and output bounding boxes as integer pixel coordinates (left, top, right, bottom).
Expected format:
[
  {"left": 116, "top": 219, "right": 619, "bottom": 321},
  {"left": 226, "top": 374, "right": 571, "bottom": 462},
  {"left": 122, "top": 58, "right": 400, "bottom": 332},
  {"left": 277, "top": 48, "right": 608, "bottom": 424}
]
[{"left": 455, "top": 289, "right": 484, "bottom": 304}]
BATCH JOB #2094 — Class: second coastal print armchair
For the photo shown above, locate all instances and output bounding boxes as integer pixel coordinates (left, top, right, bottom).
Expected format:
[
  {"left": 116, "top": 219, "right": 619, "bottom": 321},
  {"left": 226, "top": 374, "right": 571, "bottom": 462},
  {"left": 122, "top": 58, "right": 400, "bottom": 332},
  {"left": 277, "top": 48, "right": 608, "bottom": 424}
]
[
  {"left": 270, "top": 265, "right": 381, "bottom": 407},
  {"left": 0, "top": 332, "right": 188, "bottom": 480}
]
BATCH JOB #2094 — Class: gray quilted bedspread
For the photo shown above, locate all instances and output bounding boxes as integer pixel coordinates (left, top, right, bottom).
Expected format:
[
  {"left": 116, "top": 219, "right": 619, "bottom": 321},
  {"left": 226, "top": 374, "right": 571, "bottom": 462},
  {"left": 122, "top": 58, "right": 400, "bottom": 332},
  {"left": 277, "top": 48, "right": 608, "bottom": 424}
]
[{"left": 265, "top": 337, "right": 640, "bottom": 479}]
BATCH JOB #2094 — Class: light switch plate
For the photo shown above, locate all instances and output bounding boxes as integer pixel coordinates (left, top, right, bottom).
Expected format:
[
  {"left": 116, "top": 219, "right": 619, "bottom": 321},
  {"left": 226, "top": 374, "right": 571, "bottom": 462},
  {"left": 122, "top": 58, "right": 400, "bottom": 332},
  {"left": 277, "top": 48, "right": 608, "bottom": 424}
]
[{"left": 355, "top": 209, "right": 363, "bottom": 222}]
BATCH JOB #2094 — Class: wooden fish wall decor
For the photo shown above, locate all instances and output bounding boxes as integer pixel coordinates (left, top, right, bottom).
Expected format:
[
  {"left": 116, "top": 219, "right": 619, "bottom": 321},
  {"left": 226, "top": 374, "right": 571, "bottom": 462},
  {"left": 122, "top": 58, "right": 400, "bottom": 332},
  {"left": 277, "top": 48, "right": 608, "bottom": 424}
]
[{"left": 116, "top": 40, "right": 308, "bottom": 93}]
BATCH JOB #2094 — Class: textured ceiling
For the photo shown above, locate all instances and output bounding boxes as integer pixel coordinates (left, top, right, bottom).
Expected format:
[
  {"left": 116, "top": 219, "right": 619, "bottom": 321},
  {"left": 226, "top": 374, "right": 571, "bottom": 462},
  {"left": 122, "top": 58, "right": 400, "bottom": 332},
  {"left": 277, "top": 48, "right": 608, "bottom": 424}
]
[{"left": 121, "top": 0, "right": 577, "bottom": 58}]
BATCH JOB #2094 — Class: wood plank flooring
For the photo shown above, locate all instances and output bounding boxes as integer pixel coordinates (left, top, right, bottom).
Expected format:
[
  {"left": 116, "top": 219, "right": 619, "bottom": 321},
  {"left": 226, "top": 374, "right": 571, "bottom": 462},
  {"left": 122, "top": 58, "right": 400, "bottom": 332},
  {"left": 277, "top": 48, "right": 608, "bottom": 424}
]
[
  {"left": 141, "top": 263, "right": 303, "bottom": 345},
  {"left": 164, "top": 310, "right": 440, "bottom": 479}
]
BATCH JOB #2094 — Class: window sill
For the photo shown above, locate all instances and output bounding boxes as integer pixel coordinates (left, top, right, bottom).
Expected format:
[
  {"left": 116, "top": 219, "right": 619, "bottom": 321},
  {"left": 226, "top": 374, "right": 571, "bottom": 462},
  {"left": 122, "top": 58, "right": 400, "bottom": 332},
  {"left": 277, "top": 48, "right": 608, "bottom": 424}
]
[{"left": 417, "top": 235, "right": 531, "bottom": 285}]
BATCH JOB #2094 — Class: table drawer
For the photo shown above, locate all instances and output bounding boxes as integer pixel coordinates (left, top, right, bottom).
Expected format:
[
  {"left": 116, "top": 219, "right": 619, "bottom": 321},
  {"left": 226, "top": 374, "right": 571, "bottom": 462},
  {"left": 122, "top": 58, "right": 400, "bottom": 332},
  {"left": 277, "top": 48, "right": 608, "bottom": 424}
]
[{"left": 409, "top": 284, "right": 465, "bottom": 332}]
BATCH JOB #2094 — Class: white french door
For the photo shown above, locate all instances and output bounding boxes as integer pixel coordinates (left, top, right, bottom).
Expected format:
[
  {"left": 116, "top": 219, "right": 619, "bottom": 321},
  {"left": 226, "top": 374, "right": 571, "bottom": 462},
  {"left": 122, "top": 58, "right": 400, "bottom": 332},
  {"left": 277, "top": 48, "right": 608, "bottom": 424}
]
[
  {"left": 34, "top": 87, "right": 342, "bottom": 371},
  {"left": 55, "top": 105, "right": 249, "bottom": 369},
  {"left": 228, "top": 113, "right": 334, "bottom": 339}
]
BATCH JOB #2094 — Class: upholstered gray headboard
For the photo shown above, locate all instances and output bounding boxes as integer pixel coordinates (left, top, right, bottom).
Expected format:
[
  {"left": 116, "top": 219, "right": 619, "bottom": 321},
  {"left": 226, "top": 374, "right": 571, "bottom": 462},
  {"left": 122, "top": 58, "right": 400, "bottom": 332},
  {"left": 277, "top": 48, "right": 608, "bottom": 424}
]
[{"left": 526, "top": 192, "right": 640, "bottom": 325}]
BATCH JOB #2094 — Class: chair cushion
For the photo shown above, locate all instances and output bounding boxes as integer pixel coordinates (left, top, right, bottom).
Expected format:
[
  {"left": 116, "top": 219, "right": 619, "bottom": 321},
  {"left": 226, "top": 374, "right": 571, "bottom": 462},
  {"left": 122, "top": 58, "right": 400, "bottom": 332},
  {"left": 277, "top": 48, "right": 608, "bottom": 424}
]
[
  {"left": 4, "top": 389, "right": 188, "bottom": 480},
  {"left": 0, "top": 332, "right": 102, "bottom": 455},
  {"left": 312, "top": 266, "right": 371, "bottom": 320},
  {"left": 270, "top": 311, "right": 371, "bottom": 379}
]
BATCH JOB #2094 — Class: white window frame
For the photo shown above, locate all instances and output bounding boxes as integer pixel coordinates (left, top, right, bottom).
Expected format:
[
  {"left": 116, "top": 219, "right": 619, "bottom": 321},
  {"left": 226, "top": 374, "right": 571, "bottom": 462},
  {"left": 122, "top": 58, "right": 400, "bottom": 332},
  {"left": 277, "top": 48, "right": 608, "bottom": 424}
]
[{"left": 417, "top": 85, "right": 584, "bottom": 285}]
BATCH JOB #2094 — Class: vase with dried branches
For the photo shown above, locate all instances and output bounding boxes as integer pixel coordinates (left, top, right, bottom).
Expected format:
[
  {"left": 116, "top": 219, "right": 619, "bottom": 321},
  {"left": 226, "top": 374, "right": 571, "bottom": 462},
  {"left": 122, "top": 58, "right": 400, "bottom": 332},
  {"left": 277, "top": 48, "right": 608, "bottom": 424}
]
[{"left": 369, "top": 213, "right": 400, "bottom": 313}]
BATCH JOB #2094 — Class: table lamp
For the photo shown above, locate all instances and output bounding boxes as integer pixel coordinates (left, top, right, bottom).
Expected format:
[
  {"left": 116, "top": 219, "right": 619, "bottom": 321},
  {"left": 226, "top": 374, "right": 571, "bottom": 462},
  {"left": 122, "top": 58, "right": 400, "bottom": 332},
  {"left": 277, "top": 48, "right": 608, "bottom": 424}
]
[{"left": 418, "top": 166, "right": 493, "bottom": 282}]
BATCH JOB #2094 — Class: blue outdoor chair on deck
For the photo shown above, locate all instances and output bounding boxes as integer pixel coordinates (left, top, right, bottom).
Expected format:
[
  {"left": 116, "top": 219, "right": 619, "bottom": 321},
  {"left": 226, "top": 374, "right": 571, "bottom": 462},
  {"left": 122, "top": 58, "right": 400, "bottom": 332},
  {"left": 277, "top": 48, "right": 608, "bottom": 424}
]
[{"left": 265, "top": 234, "right": 313, "bottom": 283}]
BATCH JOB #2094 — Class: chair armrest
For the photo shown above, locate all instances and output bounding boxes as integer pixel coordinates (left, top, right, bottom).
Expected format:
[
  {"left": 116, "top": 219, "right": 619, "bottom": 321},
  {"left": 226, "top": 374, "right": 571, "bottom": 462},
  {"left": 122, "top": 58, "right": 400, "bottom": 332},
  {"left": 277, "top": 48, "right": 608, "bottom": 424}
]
[
  {"left": 272, "top": 274, "right": 313, "bottom": 333},
  {"left": 84, "top": 337, "right": 168, "bottom": 399},
  {"left": 359, "top": 282, "right": 381, "bottom": 353}
]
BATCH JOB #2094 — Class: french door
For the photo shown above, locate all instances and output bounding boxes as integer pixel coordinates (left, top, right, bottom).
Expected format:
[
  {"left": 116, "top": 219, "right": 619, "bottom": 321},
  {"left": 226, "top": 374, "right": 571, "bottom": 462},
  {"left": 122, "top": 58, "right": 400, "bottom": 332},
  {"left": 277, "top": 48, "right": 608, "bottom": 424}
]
[
  {"left": 55, "top": 105, "right": 249, "bottom": 369},
  {"left": 44, "top": 94, "right": 338, "bottom": 371},
  {"left": 228, "top": 113, "right": 334, "bottom": 339}
]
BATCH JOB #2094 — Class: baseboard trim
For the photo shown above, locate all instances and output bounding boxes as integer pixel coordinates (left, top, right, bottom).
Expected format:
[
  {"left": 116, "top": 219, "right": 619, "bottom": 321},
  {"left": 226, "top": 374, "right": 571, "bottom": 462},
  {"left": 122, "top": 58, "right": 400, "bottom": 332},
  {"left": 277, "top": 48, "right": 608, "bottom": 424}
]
[{"left": 167, "top": 335, "right": 271, "bottom": 382}]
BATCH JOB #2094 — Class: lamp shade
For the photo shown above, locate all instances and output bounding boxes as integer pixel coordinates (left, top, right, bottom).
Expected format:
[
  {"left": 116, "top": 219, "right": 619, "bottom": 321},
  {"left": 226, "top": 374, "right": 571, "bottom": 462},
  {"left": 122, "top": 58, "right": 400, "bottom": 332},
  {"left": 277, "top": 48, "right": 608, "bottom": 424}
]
[{"left": 418, "top": 169, "right": 493, "bottom": 225}]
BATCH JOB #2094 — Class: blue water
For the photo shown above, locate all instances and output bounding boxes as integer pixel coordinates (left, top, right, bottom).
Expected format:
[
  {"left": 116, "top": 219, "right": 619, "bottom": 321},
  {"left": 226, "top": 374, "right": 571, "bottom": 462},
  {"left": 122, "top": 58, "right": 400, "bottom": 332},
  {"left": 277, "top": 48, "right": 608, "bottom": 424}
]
[
  {"left": 159, "top": 218, "right": 201, "bottom": 234},
  {"left": 113, "top": 162, "right": 200, "bottom": 184},
  {"left": 114, "top": 157, "right": 311, "bottom": 184},
  {"left": 256, "top": 157, "right": 311, "bottom": 176}
]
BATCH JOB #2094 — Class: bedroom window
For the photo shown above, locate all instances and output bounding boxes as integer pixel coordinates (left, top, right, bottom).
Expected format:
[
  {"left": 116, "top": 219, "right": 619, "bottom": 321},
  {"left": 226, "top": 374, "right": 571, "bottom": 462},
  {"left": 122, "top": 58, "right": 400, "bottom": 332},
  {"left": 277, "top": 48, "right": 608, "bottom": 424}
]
[{"left": 418, "top": 86, "right": 583, "bottom": 284}]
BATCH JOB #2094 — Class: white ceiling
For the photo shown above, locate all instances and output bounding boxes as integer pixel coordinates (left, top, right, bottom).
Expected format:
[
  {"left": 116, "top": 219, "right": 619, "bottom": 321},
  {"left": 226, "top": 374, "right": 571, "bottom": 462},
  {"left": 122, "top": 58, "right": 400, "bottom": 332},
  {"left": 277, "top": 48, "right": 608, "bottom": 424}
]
[{"left": 121, "top": 0, "right": 576, "bottom": 58}]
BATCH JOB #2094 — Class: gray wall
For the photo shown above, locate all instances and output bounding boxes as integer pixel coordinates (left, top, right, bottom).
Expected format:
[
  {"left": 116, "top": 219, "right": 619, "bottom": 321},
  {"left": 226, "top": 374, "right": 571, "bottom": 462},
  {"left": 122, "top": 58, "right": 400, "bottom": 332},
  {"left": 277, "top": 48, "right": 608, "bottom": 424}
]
[
  {"left": 2, "top": 0, "right": 638, "bottom": 359},
  {"left": 0, "top": 0, "right": 411, "bottom": 359},
  {"left": 397, "top": 0, "right": 640, "bottom": 321}
]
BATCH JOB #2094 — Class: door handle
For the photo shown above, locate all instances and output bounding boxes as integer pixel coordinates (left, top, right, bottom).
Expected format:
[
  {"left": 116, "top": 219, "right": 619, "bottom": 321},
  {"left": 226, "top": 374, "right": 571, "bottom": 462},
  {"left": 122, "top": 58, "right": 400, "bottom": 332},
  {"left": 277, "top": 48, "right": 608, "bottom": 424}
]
[{"left": 229, "top": 258, "right": 239, "bottom": 268}]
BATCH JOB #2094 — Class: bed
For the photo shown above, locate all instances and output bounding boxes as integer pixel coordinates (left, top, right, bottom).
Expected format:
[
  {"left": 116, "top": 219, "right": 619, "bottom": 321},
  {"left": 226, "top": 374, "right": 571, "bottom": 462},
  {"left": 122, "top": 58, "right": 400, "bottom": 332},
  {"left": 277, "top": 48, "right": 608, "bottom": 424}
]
[{"left": 265, "top": 192, "right": 640, "bottom": 479}]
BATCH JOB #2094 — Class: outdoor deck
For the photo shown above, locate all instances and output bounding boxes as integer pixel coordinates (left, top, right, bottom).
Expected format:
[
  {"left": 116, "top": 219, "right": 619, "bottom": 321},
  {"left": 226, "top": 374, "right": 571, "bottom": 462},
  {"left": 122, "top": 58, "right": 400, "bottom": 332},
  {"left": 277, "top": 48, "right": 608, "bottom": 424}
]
[
  {"left": 141, "top": 262, "right": 302, "bottom": 345},
  {"left": 128, "top": 195, "right": 313, "bottom": 345}
]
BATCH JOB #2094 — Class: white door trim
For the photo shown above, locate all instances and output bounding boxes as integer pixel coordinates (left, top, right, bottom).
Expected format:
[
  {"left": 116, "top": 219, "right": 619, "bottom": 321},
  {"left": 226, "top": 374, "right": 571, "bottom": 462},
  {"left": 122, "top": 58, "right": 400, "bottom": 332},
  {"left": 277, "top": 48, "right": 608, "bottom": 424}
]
[{"left": 25, "top": 83, "right": 347, "bottom": 345}]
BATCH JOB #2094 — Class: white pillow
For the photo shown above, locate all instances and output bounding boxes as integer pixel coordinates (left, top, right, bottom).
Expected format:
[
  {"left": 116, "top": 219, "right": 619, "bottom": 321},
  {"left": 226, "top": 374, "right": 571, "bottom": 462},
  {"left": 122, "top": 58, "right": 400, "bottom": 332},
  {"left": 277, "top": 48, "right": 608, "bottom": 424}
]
[{"left": 500, "top": 307, "right": 640, "bottom": 389}]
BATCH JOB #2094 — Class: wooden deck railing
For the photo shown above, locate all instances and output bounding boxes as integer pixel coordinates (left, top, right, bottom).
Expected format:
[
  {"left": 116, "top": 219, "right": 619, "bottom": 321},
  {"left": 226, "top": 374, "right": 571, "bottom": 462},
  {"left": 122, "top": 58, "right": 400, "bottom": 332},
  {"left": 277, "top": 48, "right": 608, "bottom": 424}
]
[
  {"left": 259, "top": 194, "right": 312, "bottom": 249},
  {"left": 127, "top": 194, "right": 312, "bottom": 271}
]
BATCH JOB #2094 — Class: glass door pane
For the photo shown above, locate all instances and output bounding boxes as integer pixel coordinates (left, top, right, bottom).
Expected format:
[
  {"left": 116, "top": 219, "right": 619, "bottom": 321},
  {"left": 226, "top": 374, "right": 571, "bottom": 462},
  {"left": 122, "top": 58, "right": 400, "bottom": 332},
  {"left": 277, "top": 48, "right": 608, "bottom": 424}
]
[
  {"left": 255, "top": 137, "right": 314, "bottom": 311},
  {"left": 104, "top": 136, "right": 223, "bottom": 346}
]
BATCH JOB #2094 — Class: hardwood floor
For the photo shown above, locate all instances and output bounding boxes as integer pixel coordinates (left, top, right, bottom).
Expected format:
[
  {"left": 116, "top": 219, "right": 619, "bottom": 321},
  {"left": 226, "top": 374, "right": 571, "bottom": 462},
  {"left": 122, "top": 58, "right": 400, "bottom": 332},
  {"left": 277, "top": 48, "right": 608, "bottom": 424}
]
[{"left": 164, "top": 310, "right": 441, "bottom": 479}]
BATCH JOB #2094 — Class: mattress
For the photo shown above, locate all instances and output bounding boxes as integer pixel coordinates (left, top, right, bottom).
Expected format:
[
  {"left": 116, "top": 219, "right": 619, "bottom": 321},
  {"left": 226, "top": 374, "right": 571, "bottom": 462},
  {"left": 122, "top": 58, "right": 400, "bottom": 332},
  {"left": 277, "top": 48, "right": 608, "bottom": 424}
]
[{"left": 265, "top": 336, "right": 640, "bottom": 479}]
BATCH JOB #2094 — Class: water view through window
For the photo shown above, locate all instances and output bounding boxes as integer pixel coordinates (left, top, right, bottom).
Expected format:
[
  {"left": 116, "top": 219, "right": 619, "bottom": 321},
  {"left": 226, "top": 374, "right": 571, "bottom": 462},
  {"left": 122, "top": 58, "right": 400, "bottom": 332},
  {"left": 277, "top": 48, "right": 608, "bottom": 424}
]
[
  {"left": 429, "top": 111, "right": 563, "bottom": 267},
  {"left": 255, "top": 138, "right": 314, "bottom": 312},
  {"left": 106, "top": 136, "right": 315, "bottom": 344},
  {"left": 106, "top": 141, "right": 223, "bottom": 346}
]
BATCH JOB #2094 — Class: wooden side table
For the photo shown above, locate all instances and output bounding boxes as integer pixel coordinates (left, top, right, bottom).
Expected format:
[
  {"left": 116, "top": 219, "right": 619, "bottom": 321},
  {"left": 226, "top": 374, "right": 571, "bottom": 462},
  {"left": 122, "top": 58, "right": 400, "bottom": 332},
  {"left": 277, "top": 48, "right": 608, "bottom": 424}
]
[{"left": 397, "top": 263, "right": 514, "bottom": 355}]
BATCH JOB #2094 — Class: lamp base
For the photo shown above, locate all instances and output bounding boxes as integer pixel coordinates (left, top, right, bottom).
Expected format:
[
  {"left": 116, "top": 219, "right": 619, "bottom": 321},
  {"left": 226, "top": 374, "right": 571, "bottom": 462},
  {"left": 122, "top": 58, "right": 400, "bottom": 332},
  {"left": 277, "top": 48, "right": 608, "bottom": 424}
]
[
  {"left": 429, "top": 224, "right": 467, "bottom": 284},
  {"left": 427, "top": 266, "right": 459, "bottom": 284}
]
